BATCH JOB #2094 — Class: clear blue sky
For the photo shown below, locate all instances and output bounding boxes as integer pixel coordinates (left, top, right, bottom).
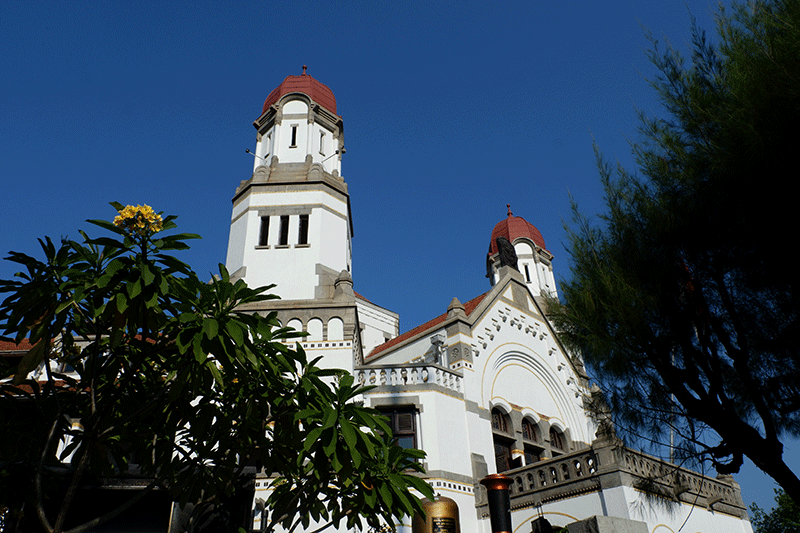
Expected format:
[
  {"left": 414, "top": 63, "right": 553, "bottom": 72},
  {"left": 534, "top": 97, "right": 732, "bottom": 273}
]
[{"left": 2, "top": 0, "right": 795, "bottom": 515}]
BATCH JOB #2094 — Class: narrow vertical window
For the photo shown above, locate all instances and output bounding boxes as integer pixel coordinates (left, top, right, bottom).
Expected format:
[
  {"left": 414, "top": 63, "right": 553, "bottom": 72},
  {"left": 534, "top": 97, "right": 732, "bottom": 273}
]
[
  {"left": 524, "top": 264, "right": 531, "bottom": 283},
  {"left": 258, "top": 216, "right": 269, "bottom": 246},
  {"left": 492, "top": 408, "right": 517, "bottom": 471},
  {"left": 279, "top": 215, "right": 290, "bottom": 245},
  {"left": 266, "top": 133, "right": 272, "bottom": 156},
  {"left": 319, "top": 131, "right": 325, "bottom": 155},
  {"left": 298, "top": 214, "right": 309, "bottom": 245},
  {"left": 290, "top": 125, "right": 298, "bottom": 147}
]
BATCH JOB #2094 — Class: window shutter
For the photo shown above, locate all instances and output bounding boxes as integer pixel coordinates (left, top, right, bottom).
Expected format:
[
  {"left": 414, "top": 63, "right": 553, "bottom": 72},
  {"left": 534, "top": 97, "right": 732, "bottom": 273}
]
[{"left": 396, "top": 412, "right": 414, "bottom": 433}]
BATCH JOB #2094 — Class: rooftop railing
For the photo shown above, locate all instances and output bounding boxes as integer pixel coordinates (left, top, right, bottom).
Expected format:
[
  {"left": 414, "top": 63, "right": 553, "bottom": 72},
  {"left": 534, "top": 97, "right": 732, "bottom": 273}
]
[
  {"left": 354, "top": 363, "right": 463, "bottom": 395},
  {"left": 475, "top": 436, "right": 748, "bottom": 519}
]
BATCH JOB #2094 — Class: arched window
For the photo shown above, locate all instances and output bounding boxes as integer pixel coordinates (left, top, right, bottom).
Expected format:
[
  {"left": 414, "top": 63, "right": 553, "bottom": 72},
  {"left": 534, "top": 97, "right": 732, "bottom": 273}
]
[
  {"left": 491, "top": 408, "right": 517, "bottom": 472},
  {"left": 285, "top": 318, "right": 302, "bottom": 341},
  {"left": 522, "top": 419, "right": 539, "bottom": 442},
  {"left": 492, "top": 408, "right": 509, "bottom": 434},
  {"left": 550, "top": 427, "right": 566, "bottom": 455},
  {"left": 522, "top": 418, "right": 544, "bottom": 465},
  {"left": 287, "top": 318, "right": 302, "bottom": 332},
  {"left": 327, "top": 317, "right": 344, "bottom": 340},
  {"left": 307, "top": 318, "right": 323, "bottom": 342}
]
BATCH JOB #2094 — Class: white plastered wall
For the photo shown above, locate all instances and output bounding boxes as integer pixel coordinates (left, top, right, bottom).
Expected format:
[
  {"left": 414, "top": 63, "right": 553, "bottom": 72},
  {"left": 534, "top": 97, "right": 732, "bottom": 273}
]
[
  {"left": 513, "top": 240, "right": 558, "bottom": 299},
  {"left": 357, "top": 298, "right": 400, "bottom": 356}
]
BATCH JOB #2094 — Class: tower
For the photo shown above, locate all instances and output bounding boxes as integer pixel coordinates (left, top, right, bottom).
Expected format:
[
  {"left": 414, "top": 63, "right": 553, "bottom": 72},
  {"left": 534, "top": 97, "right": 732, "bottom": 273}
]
[
  {"left": 225, "top": 68, "right": 366, "bottom": 371},
  {"left": 226, "top": 66, "right": 350, "bottom": 298}
]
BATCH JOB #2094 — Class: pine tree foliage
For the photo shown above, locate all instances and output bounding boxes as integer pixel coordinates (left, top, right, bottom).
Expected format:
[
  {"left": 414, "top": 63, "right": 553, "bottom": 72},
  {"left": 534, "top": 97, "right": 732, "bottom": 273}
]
[
  {"left": 0, "top": 204, "right": 433, "bottom": 533},
  {"left": 551, "top": 0, "right": 800, "bottom": 502},
  {"left": 752, "top": 489, "right": 800, "bottom": 533}
]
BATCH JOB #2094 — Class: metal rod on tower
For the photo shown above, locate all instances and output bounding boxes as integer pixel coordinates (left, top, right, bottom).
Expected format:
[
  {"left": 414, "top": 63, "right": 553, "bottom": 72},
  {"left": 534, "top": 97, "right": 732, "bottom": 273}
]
[
  {"left": 320, "top": 148, "right": 344, "bottom": 163},
  {"left": 245, "top": 149, "right": 266, "bottom": 161}
]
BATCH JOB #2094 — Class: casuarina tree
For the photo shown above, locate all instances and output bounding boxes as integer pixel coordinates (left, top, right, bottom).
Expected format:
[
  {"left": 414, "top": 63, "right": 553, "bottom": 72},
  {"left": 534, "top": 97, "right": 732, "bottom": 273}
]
[{"left": 551, "top": 0, "right": 800, "bottom": 502}]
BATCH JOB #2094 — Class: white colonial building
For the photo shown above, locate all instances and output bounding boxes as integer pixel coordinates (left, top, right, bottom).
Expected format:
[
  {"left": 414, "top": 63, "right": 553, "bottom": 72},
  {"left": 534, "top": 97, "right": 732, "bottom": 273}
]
[{"left": 227, "top": 69, "right": 754, "bottom": 533}]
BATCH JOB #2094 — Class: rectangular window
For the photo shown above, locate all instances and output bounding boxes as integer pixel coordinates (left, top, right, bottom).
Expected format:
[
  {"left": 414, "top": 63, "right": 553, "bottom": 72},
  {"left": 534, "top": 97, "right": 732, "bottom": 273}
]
[
  {"left": 379, "top": 407, "right": 417, "bottom": 449},
  {"left": 298, "top": 214, "right": 309, "bottom": 245},
  {"left": 290, "top": 125, "right": 298, "bottom": 147},
  {"left": 524, "top": 264, "right": 531, "bottom": 283},
  {"left": 494, "top": 438, "right": 522, "bottom": 471},
  {"left": 279, "top": 215, "right": 290, "bottom": 245},
  {"left": 524, "top": 446, "right": 541, "bottom": 465},
  {"left": 319, "top": 131, "right": 325, "bottom": 155},
  {"left": 258, "top": 216, "right": 269, "bottom": 246}
]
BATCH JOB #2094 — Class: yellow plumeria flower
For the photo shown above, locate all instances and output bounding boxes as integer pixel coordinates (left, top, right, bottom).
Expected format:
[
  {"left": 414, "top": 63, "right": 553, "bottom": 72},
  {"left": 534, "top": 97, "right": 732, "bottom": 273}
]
[{"left": 113, "top": 204, "right": 163, "bottom": 236}]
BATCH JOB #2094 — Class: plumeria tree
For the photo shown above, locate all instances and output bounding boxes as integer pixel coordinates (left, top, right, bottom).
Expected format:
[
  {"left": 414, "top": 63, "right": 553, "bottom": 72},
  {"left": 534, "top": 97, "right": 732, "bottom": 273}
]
[{"left": 0, "top": 203, "right": 432, "bottom": 533}]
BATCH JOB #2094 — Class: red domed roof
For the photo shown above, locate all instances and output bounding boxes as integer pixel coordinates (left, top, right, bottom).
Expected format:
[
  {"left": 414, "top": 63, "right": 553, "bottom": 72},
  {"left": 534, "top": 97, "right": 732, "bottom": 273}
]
[
  {"left": 489, "top": 206, "right": 547, "bottom": 255},
  {"left": 262, "top": 67, "right": 337, "bottom": 115}
]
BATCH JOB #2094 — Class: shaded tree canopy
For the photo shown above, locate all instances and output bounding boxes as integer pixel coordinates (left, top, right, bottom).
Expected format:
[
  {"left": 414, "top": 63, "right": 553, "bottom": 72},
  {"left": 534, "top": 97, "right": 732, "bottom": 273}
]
[
  {"left": 0, "top": 203, "right": 433, "bottom": 533},
  {"left": 551, "top": 0, "right": 800, "bottom": 502},
  {"left": 751, "top": 490, "right": 800, "bottom": 533}
]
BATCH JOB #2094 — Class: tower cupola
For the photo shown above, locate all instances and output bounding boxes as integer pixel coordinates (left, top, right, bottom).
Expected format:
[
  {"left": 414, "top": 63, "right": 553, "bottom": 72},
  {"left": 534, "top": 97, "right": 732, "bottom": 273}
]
[
  {"left": 487, "top": 205, "right": 558, "bottom": 299},
  {"left": 249, "top": 65, "right": 344, "bottom": 176}
]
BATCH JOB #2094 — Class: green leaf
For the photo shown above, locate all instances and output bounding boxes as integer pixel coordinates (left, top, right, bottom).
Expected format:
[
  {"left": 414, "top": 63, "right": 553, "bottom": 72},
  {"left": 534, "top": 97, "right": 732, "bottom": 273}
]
[
  {"left": 390, "top": 483, "right": 414, "bottom": 514},
  {"left": 331, "top": 448, "right": 343, "bottom": 471},
  {"left": 13, "top": 341, "right": 46, "bottom": 385},
  {"left": 364, "top": 487, "right": 377, "bottom": 508},
  {"left": 322, "top": 427, "right": 338, "bottom": 457},
  {"left": 202, "top": 318, "right": 219, "bottom": 340},
  {"left": 227, "top": 320, "right": 244, "bottom": 346},
  {"left": 339, "top": 373, "right": 354, "bottom": 389},
  {"left": 295, "top": 408, "right": 321, "bottom": 421},
  {"left": 339, "top": 419, "right": 357, "bottom": 450},
  {"left": 350, "top": 447, "right": 362, "bottom": 469},
  {"left": 321, "top": 407, "right": 338, "bottom": 430},
  {"left": 126, "top": 279, "right": 142, "bottom": 299},
  {"left": 404, "top": 476, "right": 434, "bottom": 500},
  {"left": 144, "top": 288, "right": 159, "bottom": 308},
  {"left": 179, "top": 312, "right": 199, "bottom": 323},
  {"left": 192, "top": 339, "right": 207, "bottom": 363},
  {"left": 207, "top": 360, "right": 223, "bottom": 385},
  {"left": 377, "top": 482, "right": 393, "bottom": 508},
  {"left": 54, "top": 296, "right": 76, "bottom": 315},
  {"left": 304, "top": 427, "right": 323, "bottom": 451},
  {"left": 142, "top": 264, "right": 156, "bottom": 286}
]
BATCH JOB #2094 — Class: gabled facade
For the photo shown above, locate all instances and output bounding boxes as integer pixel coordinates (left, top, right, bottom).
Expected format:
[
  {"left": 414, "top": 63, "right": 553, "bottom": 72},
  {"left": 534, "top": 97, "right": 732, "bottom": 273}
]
[
  {"left": 229, "top": 70, "right": 753, "bottom": 533},
  {"left": 356, "top": 264, "right": 595, "bottom": 531}
]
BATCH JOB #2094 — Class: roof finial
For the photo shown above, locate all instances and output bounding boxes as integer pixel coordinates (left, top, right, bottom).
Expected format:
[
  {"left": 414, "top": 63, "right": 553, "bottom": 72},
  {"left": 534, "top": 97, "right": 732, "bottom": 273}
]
[
  {"left": 507, "top": 204, "right": 513, "bottom": 217},
  {"left": 302, "top": 65, "right": 307, "bottom": 76}
]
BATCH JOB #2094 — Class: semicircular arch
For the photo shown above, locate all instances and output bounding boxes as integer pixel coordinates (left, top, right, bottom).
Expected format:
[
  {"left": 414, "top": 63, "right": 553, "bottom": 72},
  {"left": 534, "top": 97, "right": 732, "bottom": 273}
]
[
  {"left": 278, "top": 94, "right": 311, "bottom": 114},
  {"left": 480, "top": 344, "right": 588, "bottom": 443},
  {"left": 490, "top": 398, "right": 513, "bottom": 416}
]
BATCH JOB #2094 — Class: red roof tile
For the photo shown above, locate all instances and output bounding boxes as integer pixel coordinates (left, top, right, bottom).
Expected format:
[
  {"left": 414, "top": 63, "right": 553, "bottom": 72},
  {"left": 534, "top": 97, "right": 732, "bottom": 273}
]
[
  {"left": 367, "top": 293, "right": 487, "bottom": 359},
  {"left": 354, "top": 291, "right": 372, "bottom": 304},
  {"left": 0, "top": 338, "right": 33, "bottom": 353},
  {"left": 262, "top": 70, "right": 337, "bottom": 115}
]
